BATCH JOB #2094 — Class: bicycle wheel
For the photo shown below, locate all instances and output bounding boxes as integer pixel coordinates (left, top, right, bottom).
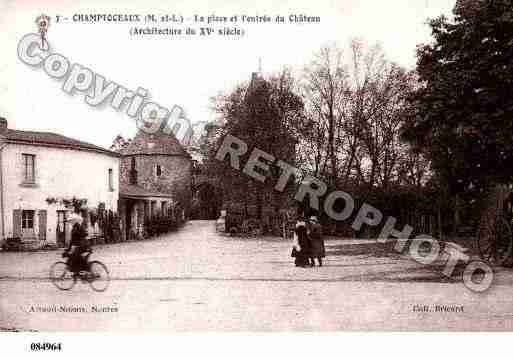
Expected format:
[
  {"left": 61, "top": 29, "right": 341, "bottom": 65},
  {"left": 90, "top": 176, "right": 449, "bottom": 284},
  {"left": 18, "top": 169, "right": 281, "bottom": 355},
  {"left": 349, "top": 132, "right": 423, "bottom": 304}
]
[
  {"left": 88, "top": 261, "right": 110, "bottom": 292},
  {"left": 477, "top": 213, "right": 513, "bottom": 266},
  {"left": 49, "top": 261, "right": 76, "bottom": 290}
]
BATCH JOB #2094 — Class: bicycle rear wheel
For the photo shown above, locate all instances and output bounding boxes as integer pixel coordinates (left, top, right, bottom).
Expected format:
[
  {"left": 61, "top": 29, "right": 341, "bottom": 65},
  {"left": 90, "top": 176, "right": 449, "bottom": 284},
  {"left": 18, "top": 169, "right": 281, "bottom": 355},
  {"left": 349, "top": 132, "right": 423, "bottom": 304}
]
[
  {"left": 50, "top": 261, "right": 76, "bottom": 290},
  {"left": 88, "top": 261, "right": 110, "bottom": 292}
]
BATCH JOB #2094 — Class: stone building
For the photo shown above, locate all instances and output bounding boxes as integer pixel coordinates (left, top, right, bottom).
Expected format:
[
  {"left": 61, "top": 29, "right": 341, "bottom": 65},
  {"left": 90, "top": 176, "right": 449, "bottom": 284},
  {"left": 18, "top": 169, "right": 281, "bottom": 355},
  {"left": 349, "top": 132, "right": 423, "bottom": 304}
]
[
  {"left": 118, "top": 128, "right": 192, "bottom": 241},
  {"left": 0, "top": 117, "right": 119, "bottom": 249}
]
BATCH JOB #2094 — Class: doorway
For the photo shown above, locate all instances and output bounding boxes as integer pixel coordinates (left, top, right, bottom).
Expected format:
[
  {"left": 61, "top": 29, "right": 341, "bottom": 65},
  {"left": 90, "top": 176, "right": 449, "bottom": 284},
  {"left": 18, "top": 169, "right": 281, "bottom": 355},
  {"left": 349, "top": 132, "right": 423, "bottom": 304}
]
[
  {"left": 56, "top": 210, "right": 67, "bottom": 248},
  {"left": 21, "top": 210, "right": 36, "bottom": 239},
  {"left": 125, "top": 200, "right": 135, "bottom": 241}
]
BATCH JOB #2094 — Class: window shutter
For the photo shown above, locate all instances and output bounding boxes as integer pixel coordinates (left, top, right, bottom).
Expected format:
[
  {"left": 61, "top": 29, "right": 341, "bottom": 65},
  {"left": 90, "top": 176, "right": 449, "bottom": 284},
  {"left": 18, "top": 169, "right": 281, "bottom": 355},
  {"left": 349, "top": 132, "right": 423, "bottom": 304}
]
[
  {"left": 38, "top": 210, "right": 47, "bottom": 241},
  {"left": 12, "top": 210, "right": 22, "bottom": 238}
]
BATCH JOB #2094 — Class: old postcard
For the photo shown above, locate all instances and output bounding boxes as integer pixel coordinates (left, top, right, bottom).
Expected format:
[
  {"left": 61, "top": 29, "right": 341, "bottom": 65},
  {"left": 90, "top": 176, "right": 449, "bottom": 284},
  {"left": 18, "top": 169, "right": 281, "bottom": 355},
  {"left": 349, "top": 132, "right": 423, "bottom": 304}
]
[{"left": 1, "top": 0, "right": 513, "bottom": 348}]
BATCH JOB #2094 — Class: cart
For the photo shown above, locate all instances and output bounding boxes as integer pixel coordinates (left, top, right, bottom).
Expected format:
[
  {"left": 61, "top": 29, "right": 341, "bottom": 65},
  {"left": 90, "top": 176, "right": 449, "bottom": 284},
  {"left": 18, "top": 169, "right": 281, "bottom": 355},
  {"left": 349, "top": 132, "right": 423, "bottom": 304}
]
[{"left": 476, "top": 195, "right": 513, "bottom": 266}]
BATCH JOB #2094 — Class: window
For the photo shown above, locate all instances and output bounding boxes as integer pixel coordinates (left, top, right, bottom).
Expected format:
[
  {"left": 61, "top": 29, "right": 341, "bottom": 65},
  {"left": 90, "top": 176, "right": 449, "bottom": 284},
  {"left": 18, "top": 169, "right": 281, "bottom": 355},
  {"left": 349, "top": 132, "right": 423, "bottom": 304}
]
[
  {"left": 130, "top": 157, "right": 138, "bottom": 185},
  {"left": 108, "top": 168, "right": 114, "bottom": 191},
  {"left": 150, "top": 201, "right": 156, "bottom": 218},
  {"left": 156, "top": 165, "right": 162, "bottom": 177},
  {"left": 22, "top": 210, "right": 35, "bottom": 229},
  {"left": 161, "top": 202, "right": 166, "bottom": 215},
  {"left": 22, "top": 154, "right": 35, "bottom": 183}
]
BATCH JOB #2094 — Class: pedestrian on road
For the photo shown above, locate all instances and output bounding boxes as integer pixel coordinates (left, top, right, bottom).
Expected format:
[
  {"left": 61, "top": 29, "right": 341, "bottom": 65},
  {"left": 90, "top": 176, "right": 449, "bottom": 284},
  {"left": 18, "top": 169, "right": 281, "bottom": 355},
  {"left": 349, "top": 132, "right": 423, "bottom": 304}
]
[
  {"left": 308, "top": 216, "right": 325, "bottom": 267},
  {"left": 292, "top": 219, "right": 311, "bottom": 267}
]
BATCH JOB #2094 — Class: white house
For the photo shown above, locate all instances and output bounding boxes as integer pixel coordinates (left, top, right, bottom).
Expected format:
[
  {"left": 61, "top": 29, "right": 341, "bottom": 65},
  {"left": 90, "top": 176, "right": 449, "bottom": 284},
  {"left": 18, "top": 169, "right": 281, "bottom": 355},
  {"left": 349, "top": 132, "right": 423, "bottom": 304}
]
[{"left": 0, "top": 117, "right": 119, "bottom": 249}]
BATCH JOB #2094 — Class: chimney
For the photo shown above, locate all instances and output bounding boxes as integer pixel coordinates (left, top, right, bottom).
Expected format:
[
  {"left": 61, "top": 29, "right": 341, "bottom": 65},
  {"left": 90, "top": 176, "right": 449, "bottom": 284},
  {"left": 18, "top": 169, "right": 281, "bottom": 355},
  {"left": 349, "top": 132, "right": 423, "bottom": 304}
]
[{"left": 0, "top": 117, "right": 7, "bottom": 135}]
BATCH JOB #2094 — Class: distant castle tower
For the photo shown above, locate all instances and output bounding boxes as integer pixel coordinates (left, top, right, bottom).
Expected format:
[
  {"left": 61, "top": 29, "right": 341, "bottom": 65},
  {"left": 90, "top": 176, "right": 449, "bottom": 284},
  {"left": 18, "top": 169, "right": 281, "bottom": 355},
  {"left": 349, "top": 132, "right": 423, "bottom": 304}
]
[{"left": 250, "top": 57, "right": 263, "bottom": 83}]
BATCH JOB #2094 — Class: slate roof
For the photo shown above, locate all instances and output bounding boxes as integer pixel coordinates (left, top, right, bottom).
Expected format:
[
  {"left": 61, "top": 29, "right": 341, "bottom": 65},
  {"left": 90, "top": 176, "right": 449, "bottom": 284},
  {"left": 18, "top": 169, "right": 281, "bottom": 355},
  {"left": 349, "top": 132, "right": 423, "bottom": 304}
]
[
  {"left": 119, "top": 184, "right": 173, "bottom": 199},
  {"left": 3, "top": 129, "right": 118, "bottom": 157},
  {"left": 121, "top": 129, "right": 190, "bottom": 157}
]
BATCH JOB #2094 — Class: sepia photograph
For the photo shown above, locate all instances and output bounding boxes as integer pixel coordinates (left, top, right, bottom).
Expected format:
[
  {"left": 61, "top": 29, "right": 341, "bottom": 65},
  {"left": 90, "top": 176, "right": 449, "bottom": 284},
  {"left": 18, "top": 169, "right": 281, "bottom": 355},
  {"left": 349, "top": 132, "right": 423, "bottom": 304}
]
[{"left": 1, "top": 0, "right": 513, "bottom": 350}]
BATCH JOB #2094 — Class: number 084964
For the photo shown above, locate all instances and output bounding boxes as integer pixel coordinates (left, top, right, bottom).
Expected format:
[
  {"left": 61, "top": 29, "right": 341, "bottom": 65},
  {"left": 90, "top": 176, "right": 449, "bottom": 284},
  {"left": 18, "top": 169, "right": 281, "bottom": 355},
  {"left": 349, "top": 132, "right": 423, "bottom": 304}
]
[{"left": 30, "top": 343, "right": 62, "bottom": 351}]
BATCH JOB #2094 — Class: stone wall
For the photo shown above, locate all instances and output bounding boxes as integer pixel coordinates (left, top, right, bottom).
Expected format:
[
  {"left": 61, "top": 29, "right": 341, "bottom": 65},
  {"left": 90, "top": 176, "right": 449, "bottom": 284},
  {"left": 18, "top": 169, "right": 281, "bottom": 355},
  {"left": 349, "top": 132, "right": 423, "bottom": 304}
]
[{"left": 120, "top": 154, "right": 192, "bottom": 211}]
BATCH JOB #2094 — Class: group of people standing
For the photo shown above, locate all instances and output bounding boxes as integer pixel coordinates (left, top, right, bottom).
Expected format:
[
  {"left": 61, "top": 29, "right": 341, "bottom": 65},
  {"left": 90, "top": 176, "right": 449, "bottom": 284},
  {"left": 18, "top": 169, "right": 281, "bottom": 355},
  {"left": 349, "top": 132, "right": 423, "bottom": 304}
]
[{"left": 291, "top": 216, "right": 326, "bottom": 267}]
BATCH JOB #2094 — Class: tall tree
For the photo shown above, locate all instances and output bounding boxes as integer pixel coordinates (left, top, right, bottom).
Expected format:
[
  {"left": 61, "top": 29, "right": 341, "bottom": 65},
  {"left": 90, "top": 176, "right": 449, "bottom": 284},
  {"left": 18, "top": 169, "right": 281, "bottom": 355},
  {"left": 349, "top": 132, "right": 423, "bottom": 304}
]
[
  {"left": 346, "top": 40, "right": 416, "bottom": 189},
  {"left": 403, "top": 0, "right": 513, "bottom": 193},
  {"left": 302, "top": 41, "right": 417, "bottom": 189},
  {"left": 302, "top": 45, "right": 348, "bottom": 186},
  {"left": 206, "top": 70, "right": 304, "bottom": 221}
]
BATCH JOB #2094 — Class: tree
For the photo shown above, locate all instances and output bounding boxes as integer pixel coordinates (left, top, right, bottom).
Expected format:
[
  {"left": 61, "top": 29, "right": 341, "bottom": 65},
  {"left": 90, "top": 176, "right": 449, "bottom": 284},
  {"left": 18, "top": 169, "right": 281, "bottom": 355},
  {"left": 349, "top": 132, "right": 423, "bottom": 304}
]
[
  {"left": 301, "top": 41, "right": 418, "bottom": 189},
  {"left": 403, "top": 0, "right": 513, "bottom": 193},
  {"left": 205, "top": 70, "right": 304, "bottom": 223},
  {"left": 302, "top": 45, "right": 348, "bottom": 185},
  {"left": 396, "top": 149, "right": 430, "bottom": 188},
  {"left": 345, "top": 40, "right": 416, "bottom": 189}
]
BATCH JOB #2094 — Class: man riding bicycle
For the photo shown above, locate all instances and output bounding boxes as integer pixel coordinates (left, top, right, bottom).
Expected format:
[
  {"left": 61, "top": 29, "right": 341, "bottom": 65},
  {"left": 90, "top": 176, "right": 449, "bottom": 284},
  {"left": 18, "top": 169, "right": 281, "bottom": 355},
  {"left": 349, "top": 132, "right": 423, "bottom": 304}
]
[{"left": 65, "top": 213, "right": 91, "bottom": 275}]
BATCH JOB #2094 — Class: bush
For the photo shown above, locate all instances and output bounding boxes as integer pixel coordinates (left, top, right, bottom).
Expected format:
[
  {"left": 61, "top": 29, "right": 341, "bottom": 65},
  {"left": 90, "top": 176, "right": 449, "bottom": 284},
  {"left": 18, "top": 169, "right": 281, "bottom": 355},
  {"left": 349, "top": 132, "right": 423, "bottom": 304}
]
[{"left": 144, "top": 214, "right": 178, "bottom": 238}]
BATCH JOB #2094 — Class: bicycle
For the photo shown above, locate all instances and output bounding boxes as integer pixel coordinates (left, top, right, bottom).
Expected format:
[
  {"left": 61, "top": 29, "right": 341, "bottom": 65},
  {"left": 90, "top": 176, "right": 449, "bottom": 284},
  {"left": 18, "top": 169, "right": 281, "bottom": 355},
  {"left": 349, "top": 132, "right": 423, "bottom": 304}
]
[{"left": 49, "top": 250, "right": 110, "bottom": 292}]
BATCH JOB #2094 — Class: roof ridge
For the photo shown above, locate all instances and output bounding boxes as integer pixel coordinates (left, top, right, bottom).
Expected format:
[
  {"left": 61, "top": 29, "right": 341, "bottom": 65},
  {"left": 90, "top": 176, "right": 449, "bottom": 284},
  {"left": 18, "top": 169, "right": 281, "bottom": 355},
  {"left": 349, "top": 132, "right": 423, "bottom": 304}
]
[
  {"left": 122, "top": 129, "right": 190, "bottom": 157},
  {"left": 5, "top": 128, "right": 118, "bottom": 156},
  {"left": 9, "top": 128, "right": 94, "bottom": 141}
]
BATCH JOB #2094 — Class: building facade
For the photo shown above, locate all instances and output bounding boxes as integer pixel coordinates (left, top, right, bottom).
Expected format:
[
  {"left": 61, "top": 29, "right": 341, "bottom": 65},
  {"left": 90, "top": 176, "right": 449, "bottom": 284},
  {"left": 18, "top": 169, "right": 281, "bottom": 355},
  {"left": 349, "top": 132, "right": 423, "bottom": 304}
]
[{"left": 0, "top": 117, "right": 119, "bottom": 249}]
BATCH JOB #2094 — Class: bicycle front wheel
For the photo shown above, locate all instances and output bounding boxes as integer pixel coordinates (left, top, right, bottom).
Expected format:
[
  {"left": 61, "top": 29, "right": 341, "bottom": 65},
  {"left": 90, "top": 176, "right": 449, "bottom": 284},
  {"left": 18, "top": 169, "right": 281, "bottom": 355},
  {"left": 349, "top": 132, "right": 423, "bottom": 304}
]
[
  {"left": 88, "top": 261, "right": 110, "bottom": 292},
  {"left": 49, "top": 261, "right": 76, "bottom": 290}
]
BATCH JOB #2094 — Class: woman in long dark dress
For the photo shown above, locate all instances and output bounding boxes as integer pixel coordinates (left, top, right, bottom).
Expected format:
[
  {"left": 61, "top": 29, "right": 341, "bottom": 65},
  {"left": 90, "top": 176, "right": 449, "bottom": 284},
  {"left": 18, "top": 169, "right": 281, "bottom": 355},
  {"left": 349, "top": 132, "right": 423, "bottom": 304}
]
[
  {"left": 308, "top": 216, "right": 325, "bottom": 267},
  {"left": 292, "top": 221, "right": 311, "bottom": 267}
]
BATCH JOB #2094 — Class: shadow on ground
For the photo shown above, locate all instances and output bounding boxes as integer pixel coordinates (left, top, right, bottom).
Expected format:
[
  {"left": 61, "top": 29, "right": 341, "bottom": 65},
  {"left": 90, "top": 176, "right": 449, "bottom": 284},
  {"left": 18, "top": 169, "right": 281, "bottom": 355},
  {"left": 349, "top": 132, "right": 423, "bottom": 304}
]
[{"left": 325, "top": 242, "right": 403, "bottom": 259}]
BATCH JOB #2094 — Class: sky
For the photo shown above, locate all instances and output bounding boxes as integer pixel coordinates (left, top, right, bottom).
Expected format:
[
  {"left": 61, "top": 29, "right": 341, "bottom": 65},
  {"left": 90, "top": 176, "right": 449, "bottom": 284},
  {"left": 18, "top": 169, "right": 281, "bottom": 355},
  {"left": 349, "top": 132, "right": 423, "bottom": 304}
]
[{"left": 0, "top": 0, "right": 455, "bottom": 149}]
